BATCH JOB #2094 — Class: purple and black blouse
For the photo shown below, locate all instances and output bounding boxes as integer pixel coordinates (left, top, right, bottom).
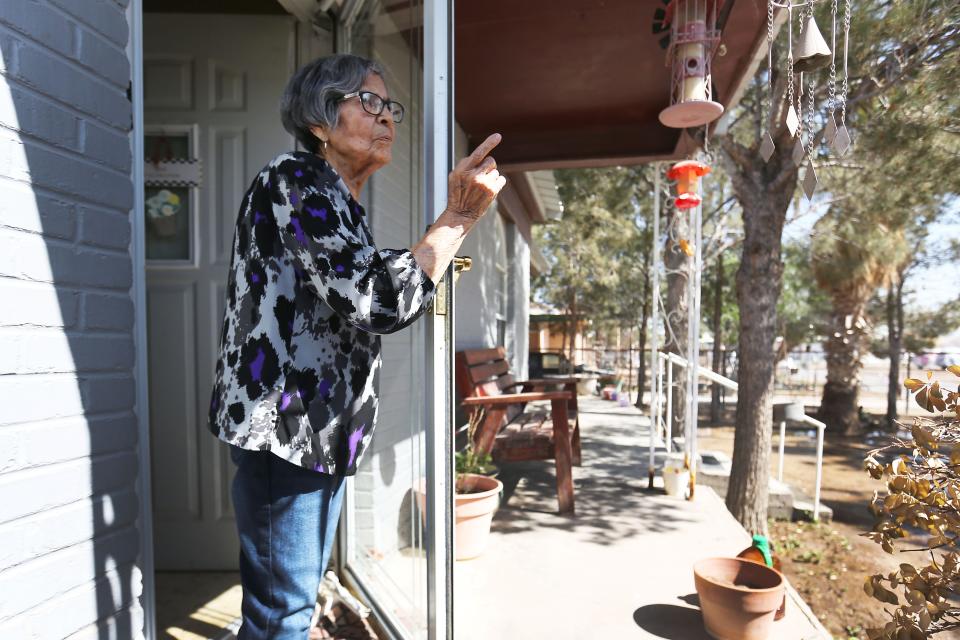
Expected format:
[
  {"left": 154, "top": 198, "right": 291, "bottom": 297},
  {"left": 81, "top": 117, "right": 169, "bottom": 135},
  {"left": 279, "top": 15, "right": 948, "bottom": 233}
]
[{"left": 207, "top": 151, "right": 436, "bottom": 476}]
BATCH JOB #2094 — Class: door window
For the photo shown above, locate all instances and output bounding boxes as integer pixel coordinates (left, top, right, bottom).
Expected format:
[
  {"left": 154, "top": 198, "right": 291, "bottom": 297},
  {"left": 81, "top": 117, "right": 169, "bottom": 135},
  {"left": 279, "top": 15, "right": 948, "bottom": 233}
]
[{"left": 144, "top": 130, "right": 197, "bottom": 262}]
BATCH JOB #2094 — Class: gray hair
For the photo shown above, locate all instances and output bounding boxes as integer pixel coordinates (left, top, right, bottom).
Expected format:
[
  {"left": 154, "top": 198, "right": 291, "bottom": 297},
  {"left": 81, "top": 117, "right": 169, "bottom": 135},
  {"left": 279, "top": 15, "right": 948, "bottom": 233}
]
[{"left": 280, "top": 54, "right": 385, "bottom": 154}]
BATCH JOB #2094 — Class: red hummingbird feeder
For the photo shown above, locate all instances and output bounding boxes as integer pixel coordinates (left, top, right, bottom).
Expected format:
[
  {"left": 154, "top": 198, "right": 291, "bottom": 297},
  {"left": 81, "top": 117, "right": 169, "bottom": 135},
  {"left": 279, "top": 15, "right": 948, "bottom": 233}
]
[{"left": 666, "top": 160, "right": 711, "bottom": 209}]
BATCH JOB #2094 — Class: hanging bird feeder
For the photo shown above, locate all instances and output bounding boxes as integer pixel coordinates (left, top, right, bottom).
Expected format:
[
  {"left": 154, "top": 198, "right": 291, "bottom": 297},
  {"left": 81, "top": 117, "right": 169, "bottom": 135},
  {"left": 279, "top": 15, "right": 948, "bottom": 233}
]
[
  {"left": 667, "top": 160, "right": 711, "bottom": 209},
  {"left": 658, "top": 0, "right": 725, "bottom": 129}
]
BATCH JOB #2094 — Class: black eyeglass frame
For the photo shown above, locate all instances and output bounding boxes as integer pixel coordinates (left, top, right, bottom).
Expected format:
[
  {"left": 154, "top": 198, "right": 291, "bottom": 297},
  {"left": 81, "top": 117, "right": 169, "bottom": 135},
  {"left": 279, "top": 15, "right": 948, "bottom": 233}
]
[{"left": 338, "top": 90, "right": 405, "bottom": 124}]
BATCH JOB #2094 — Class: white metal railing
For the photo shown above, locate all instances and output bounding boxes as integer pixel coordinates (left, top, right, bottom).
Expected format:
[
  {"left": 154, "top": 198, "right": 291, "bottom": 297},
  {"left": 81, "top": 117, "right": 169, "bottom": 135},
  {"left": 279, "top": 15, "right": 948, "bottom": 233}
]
[{"left": 652, "top": 351, "right": 825, "bottom": 522}]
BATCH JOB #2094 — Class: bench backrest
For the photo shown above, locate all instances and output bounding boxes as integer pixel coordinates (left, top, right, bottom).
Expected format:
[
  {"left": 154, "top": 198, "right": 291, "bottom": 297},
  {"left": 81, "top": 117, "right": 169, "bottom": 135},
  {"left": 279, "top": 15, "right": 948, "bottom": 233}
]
[{"left": 455, "top": 347, "right": 516, "bottom": 400}]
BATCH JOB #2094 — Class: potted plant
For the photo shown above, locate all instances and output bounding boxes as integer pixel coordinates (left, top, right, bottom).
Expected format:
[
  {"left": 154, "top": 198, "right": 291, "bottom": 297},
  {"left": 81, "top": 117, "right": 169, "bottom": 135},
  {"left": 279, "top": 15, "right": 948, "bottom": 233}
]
[
  {"left": 452, "top": 409, "right": 503, "bottom": 560},
  {"left": 415, "top": 409, "right": 504, "bottom": 560}
]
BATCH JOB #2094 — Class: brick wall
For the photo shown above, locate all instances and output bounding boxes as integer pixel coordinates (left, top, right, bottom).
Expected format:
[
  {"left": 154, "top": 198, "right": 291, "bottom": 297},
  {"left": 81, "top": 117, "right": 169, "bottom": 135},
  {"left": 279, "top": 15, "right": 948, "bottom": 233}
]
[{"left": 0, "top": 1, "right": 143, "bottom": 638}]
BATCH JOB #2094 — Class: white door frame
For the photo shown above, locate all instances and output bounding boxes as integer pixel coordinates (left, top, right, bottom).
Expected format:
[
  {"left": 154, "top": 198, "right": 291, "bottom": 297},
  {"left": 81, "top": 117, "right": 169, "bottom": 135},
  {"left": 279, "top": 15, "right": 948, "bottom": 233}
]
[
  {"left": 422, "top": 1, "right": 455, "bottom": 638},
  {"left": 128, "top": 1, "right": 157, "bottom": 638},
  {"left": 128, "top": 0, "right": 455, "bottom": 636}
]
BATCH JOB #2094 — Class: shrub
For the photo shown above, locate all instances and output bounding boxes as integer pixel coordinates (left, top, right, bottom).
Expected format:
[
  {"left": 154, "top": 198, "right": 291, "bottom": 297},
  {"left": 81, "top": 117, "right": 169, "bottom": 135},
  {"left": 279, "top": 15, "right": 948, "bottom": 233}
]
[{"left": 862, "top": 366, "right": 960, "bottom": 638}]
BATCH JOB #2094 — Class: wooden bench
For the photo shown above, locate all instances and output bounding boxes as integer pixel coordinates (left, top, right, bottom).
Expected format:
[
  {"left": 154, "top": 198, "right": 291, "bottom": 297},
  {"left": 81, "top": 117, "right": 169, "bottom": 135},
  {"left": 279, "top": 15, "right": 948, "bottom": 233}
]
[{"left": 455, "top": 347, "right": 581, "bottom": 514}]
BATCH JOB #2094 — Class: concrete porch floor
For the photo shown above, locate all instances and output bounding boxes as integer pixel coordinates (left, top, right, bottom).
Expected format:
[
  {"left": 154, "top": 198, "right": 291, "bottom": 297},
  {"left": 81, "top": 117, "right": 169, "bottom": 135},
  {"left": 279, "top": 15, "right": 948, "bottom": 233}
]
[{"left": 454, "top": 397, "right": 831, "bottom": 640}]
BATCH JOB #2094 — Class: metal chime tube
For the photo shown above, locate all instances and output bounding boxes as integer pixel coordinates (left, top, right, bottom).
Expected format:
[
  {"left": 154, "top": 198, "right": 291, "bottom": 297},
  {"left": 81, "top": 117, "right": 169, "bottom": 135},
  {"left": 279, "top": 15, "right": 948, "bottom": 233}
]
[{"left": 648, "top": 164, "right": 662, "bottom": 489}]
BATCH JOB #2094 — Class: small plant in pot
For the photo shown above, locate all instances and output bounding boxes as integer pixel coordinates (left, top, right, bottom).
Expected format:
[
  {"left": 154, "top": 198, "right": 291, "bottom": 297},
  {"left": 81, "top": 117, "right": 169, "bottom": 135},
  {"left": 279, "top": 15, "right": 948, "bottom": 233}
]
[
  {"left": 455, "top": 434, "right": 498, "bottom": 492},
  {"left": 453, "top": 409, "right": 504, "bottom": 560},
  {"left": 414, "top": 409, "right": 504, "bottom": 560}
]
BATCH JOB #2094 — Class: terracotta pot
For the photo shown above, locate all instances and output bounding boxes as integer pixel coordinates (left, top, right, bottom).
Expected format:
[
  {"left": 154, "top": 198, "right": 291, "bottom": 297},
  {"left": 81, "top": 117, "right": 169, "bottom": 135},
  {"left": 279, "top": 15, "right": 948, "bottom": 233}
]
[
  {"left": 453, "top": 474, "right": 502, "bottom": 560},
  {"left": 414, "top": 474, "right": 503, "bottom": 560},
  {"left": 693, "top": 557, "right": 785, "bottom": 640}
]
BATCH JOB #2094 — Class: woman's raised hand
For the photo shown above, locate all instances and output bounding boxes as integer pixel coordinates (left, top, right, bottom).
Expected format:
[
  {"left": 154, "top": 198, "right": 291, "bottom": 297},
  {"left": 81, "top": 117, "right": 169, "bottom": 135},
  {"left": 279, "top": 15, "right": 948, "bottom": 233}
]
[{"left": 446, "top": 133, "right": 507, "bottom": 221}]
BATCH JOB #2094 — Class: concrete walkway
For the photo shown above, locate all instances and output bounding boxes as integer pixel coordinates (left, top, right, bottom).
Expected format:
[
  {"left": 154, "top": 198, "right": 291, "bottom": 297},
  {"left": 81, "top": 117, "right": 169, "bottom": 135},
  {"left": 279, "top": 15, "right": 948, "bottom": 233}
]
[{"left": 454, "top": 397, "right": 831, "bottom": 640}]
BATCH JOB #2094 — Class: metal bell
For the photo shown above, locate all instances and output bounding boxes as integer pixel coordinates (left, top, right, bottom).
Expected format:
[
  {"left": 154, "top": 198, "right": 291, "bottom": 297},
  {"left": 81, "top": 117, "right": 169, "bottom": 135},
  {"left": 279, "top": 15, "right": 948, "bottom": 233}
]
[{"left": 794, "top": 15, "right": 832, "bottom": 73}]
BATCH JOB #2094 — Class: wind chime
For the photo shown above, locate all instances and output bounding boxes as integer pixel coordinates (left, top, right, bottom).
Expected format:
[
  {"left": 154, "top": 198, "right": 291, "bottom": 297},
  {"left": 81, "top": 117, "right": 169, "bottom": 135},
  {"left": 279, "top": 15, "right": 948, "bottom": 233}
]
[{"left": 761, "top": 0, "right": 853, "bottom": 199}]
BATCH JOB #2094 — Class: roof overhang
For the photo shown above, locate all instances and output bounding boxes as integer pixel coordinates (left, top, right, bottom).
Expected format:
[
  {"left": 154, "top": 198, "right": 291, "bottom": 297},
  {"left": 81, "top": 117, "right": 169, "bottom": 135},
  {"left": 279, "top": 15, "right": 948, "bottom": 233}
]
[{"left": 455, "top": 0, "right": 771, "bottom": 170}]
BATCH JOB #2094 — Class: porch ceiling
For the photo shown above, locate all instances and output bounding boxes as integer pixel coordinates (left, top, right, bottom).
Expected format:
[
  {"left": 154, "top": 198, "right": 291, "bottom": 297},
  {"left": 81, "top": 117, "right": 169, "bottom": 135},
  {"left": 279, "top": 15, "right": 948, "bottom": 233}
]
[{"left": 454, "top": 0, "right": 769, "bottom": 171}]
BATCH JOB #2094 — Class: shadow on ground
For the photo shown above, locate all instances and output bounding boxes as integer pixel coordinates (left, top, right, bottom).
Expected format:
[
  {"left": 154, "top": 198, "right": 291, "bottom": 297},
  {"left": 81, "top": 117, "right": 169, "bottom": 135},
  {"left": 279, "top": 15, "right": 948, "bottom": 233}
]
[
  {"left": 489, "top": 399, "right": 699, "bottom": 545},
  {"left": 632, "top": 603, "right": 711, "bottom": 639}
]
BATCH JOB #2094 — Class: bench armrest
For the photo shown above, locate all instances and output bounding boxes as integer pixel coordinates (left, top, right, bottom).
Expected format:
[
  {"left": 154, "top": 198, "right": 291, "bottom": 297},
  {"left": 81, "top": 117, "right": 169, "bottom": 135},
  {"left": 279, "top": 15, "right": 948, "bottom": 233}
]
[
  {"left": 516, "top": 377, "right": 580, "bottom": 386},
  {"left": 461, "top": 391, "right": 573, "bottom": 407}
]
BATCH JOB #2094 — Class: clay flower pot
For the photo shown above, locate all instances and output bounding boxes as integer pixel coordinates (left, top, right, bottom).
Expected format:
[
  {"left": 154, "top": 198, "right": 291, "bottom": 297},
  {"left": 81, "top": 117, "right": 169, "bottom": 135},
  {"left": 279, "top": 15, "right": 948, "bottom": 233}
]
[
  {"left": 453, "top": 473, "right": 503, "bottom": 560},
  {"left": 693, "top": 557, "right": 785, "bottom": 640},
  {"left": 415, "top": 473, "right": 503, "bottom": 561}
]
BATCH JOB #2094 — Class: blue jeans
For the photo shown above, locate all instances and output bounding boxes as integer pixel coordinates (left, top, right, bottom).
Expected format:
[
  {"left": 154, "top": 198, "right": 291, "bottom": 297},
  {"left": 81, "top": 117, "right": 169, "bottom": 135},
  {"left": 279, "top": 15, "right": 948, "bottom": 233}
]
[{"left": 229, "top": 444, "right": 346, "bottom": 639}]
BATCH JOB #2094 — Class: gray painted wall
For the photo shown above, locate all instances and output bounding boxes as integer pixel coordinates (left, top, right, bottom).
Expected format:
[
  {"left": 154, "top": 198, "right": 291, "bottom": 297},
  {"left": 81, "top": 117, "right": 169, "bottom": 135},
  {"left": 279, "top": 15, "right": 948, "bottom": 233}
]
[
  {"left": 454, "top": 212, "right": 530, "bottom": 381},
  {"left": 0, "top": 1, "right": 143, "bottom": 638}
]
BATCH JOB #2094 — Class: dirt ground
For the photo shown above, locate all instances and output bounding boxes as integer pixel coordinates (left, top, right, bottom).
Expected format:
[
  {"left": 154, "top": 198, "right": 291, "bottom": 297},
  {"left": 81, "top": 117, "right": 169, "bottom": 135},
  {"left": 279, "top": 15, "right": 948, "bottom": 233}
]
[{"left": 696, "top": 412, "right": 909, "bottom": 640}]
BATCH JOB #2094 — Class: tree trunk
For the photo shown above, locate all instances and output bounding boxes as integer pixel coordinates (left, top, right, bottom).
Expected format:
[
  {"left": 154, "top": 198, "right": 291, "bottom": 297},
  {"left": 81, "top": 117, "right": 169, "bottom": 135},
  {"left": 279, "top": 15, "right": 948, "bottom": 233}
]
[
  {"left": 722, "top": 133, "right": 797, "bottom": 536},
  {"left": 567, "top": 292, "right": 578, "bottom": 373},
  {"left": 711, "top": 254, "right": 725, "bottom": 425},
  {"left": 636, "top": 266, "right": 651, "bottom": 409},
  {"left": 820, "top": 304, "right": 868, "bottom": 435},
  {"left": 665, "top": 210, "right": 690, "bottom": 441},
  {"left": 885, "top": 275, "right": 905, "bottom": 429}
]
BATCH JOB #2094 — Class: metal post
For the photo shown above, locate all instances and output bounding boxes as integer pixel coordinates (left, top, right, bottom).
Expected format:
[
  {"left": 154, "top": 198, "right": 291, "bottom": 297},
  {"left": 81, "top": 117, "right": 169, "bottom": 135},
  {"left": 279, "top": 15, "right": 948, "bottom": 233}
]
[
  {"left": 657, "top": 354, "right": 664, "bottom": 437},
  {"left": 687, "top": 194, "right": 703, "bottom": 500},
  {"left": 648, "top": 163, "right": 662, "bottom": 489},
  {"left": 814, "top": 423, "right": 825, "bottom": 522},
  {"left": 423, "top": 0, "right": 454, "bottom": 637},
  {"left": 778, "top": 421, "right": 786, "bottom": 483},
  {"left": 666, "top": 360, "right": 673, "bottom": 453}
]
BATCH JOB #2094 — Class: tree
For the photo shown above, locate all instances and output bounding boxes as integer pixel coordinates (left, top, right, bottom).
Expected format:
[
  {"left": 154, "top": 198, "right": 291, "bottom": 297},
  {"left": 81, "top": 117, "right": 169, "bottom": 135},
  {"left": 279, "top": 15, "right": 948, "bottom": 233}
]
[
  {"left": 720, "top": 78, "right": 799, "bottom": 533},
  {"left": 812, "top": 0, "right": 960, "bottom": 434},
  {"left": 534, "top": 167, "right": 652, "bottom": 368},
  {"left": 812, "top": 216, "right": 904, "bottom": 434},
  {"left": 721, "top": 0, "right": 960, "bottom": 532}
]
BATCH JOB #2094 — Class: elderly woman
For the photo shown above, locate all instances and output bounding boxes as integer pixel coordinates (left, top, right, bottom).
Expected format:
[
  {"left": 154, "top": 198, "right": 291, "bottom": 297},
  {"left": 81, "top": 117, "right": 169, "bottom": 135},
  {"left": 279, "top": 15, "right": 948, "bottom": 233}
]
[{"left": 206, "top": 53, "right": 504, "bottom": 638}]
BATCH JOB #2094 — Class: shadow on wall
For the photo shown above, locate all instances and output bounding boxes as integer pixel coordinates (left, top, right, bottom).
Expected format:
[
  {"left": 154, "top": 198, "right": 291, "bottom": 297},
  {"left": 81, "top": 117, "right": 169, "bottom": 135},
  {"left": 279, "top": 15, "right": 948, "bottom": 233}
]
[{"left": 0, "top": 8, "right": 141, "bottom": 639}]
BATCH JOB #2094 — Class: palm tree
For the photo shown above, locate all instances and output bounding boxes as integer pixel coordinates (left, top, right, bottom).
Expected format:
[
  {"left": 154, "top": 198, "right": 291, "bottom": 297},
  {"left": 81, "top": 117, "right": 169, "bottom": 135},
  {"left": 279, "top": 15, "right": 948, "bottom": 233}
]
[{"left": 811, "top": 215, "right": 904, "bottom": 434}]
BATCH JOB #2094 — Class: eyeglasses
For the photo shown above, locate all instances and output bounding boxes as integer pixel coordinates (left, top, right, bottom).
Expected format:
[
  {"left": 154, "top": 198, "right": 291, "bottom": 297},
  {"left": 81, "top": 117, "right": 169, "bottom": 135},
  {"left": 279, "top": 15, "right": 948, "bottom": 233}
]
[{"left": 339, "top": 90, "right": 405, "bottom": 124}]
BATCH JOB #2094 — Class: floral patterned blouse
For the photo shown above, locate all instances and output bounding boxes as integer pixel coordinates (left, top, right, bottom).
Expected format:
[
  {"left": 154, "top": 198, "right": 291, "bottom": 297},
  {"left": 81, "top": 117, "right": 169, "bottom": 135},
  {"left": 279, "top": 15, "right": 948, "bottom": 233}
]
[{"left": 207, "top": 151, "right": 436, "bottom": 476}]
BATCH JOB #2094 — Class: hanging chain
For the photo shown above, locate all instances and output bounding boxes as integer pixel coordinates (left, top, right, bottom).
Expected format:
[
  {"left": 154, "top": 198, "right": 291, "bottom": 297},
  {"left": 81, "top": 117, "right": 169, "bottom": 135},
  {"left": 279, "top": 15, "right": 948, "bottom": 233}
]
[
  {"left": 786, "top": 0, "right": 796, "bottom": 136},
  {"left": 840, "top": 0, "right": 850, "bottom": 122},
  {"left": 806, "top": 77, "right": 816, "bottom": 154},
  {"left": 827, "top": 0, "right": 838, "bottom": 113},
  {"left": 766, "top": 0, "right": 775, "bottom": 130},
  {"left": 795, "top": 6, "right": 804, "bottom": 142},
  {"left": 797, "top": 72, "right": 805, "bottom": 142}
]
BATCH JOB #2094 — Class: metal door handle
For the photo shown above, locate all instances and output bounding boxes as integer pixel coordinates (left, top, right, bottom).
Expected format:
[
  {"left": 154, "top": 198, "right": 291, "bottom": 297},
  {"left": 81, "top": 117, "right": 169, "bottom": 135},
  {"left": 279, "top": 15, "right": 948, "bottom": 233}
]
[{"left": 432, "top": 255, "right": 471, "bottom": 315}]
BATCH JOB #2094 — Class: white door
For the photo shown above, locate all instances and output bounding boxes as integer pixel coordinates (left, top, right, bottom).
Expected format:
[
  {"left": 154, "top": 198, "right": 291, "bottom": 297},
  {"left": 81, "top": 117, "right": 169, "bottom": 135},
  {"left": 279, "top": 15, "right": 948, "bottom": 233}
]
[{"left": 143, "top": 13, "right": 299, "bottom": 570}]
